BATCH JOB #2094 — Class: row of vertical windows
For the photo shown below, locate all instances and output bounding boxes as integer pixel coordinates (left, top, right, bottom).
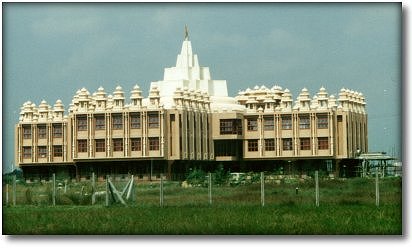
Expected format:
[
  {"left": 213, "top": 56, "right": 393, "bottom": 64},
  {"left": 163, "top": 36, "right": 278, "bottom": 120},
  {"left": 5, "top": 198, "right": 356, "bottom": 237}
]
[
  {"left": 76, "top": 112, "right": 158, "bottom": 131},
  {"left": 219, "top": 119, "right": 242, "bottom": 135},
  {"left": 244, "top": 115, "right": 329, "bottom": 131},
  {"left": 22, "top": 124, "right": 63, "bottom": 139},
  {"left": 76, "top": 137, "right": 160, "bottom": 153},
  {"left": 247, "top": 139, "right": 276, "bottom": 152},
  {"left": 247, "top": 138, "right": 329, "bottom": 152},
  {"left": 22, "top": 146, "right": 63, "bottom": 159}
]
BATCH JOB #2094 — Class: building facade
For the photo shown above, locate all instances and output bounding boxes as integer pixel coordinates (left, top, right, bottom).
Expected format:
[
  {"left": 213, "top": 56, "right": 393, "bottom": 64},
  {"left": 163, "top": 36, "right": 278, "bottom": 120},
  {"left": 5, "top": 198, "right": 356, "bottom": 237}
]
[{"left": 15, "top": 30, "right": 368, "bottom": 180}]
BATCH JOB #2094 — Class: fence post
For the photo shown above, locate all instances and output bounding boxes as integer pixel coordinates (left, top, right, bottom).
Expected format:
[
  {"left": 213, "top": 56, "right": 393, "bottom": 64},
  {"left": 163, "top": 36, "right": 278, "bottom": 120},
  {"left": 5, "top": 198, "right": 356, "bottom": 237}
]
[
  {"left": 105, "top": 175, "right": 109, "bottom": 207},
  {"left": 92, "top": 172, "right": 96, "bottom": 205},
  {"left": 13, "top": 175, "right": 16, "bottom": 206},
  {"left": 160, "top": 174, "right": 164, "bottom": 207},
  {"left": 208, "top": 172, "right": 212, "bottom": 205},
  {"left": 315, "top": 171, "right": 319, "bottom": 207},
  {"left": 52, "top": 173, "right": 56, "bottom": 206},
  {"left": 261, "top": 172, "right": 265, "bottom": 207},
  {"left": 376, "top": 169, "right": 380, "bottom": 207},
  {"left": 6, "top": 184, "right": 9, "bottom": 205}
]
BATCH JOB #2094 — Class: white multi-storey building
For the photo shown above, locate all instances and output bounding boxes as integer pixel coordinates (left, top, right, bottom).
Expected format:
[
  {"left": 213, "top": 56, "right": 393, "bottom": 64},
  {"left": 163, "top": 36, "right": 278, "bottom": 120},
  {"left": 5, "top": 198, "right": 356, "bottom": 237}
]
[{"left": 15, "top": 28, "right": 367, "bottom": 180}]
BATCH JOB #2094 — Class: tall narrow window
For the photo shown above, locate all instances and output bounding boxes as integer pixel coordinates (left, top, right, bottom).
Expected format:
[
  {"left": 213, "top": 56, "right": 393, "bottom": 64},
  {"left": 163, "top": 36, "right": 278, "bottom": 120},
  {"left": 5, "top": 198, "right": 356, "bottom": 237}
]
[
  {"left": 247, "top": 118, "right": 258, "bottom": 131},
  {"left": 112, "top": 139, "right": 123, "bottom": 152},
  {"left": 149, "top": 137, "right": 160, "bottom": 150},
  {"left": 131, "top": 138, "right": 141, "bottom": 151},
  {"left": 130, "top": 113, "right": 141, "bottom": 129},
  {"left": 318, "top": 137, "right": 329, "bottom": 150},
  {"left": 95, "top": 139, "right": 106, "bottom": 152},
  {"left": 300, "top": 138, "right": 311, "bottom": 150},
  {"left": 95, "top": 115, "right": 105, "bottom": 130},
  {"left": 112, "top": 114, "right": 123, "bottom": 130},
  {"left": 53, "top": 146, "right": 63, "bottom": 157},
  {"left": 299, "top": 115, "right": 310, "bottom": 129},
  {"left": 77, "top": 140, "right": 88, "bottom": 153},
  {"left": 148, "top": 112, "right": 159, "bottom": 128},
  {"left": 264, "top": 139, "right": 275, "bottom": 151},
  {"left": 23, "top": 125, "right": 32, "bottom": 139},
  {"left": 38, "top": 146, "right": 47, "bottom": 158},
  {"left": 77, "top": 116, "right": 87, "bottom": 131},
  {"left": 282, "top": 138, "right": 293, "bottom": 151},
  {"left": 317, "top": 114, "right": 328, "bottom": 129},
  {"left": 53, "top": 124, "right": 62, "bottom": 138},
  {"left": 263, "top": 117, "right": 274, "bottom": 131},
  {"left": 38, "top": 125, "right": 47, "bottom": 139},
  {"left": 281, "top": 115, "right": 292, "bottom": 130},
  {"left": 247, "top": 139, "right": 259, "bottom": 152},
  {"left": 23, "top": 147, "right": 32, "bottom": 158}
]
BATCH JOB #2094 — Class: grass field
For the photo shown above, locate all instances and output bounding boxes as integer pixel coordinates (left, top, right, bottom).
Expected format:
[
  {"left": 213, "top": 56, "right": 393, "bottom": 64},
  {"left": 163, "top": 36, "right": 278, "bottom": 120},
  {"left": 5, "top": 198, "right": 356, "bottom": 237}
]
[{"left": 2, "top": 177, "right": 402, "bottom": 235}]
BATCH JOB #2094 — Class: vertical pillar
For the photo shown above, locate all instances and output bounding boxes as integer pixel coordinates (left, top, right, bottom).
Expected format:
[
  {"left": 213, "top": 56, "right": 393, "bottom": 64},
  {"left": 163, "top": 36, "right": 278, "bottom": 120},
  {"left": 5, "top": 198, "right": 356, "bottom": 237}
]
[
  {"left": 52, "top": 173, "right": 56, "bottom": 206},
  {"left": 208, "top": 172, "right": 212, "bottom": 205},
  {"left": 6, "top": 184, "right": 9, "bottom": 205},
  {"left": 13, "top": 175, "right": 17, "bottom": 206},
  {"left": 160, "top": 173, "right": 164, "bottom": 207},
  {"left": 375, "top": 168, "right": 380, "bottom": 207},
  {"left": 105, "top": 175, "right": 109, "bottom": 207},
  {"left": 261, "top": 172, "right": 265, "bottom": 207},
  {"left": 92, "top": 172, "right": 96, "bottom": 205}
]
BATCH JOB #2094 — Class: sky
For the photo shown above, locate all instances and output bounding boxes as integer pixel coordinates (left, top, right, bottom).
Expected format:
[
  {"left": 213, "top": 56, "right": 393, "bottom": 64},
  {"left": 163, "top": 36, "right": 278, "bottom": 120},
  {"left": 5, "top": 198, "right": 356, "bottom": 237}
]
[{"left": 1, "top": 2, "right": 402, "bottom": 173}]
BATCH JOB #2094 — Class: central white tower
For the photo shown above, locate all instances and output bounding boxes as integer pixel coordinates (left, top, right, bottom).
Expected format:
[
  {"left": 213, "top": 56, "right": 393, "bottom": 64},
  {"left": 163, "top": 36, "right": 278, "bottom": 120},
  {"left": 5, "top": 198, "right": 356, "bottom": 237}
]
[{"left": 150, "top": 26, "right": 244, "bottom": 112}]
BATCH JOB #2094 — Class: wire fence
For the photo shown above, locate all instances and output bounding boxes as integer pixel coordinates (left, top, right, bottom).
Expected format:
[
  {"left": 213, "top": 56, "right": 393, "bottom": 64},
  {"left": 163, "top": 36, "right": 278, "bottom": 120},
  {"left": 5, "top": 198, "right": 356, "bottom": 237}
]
[{"left": 2, "top": 172, "right": 401, "bottom": 208}]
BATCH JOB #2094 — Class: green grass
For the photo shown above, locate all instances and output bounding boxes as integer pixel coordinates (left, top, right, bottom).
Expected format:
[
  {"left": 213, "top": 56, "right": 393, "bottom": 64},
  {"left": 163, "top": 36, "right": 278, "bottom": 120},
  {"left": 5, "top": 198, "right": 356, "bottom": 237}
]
[
  {"left": 2, "top": 177, "right": 403, "bottom": 235},
  {"left": 3, "top": 204, "right": 401, "bottom": 234}
]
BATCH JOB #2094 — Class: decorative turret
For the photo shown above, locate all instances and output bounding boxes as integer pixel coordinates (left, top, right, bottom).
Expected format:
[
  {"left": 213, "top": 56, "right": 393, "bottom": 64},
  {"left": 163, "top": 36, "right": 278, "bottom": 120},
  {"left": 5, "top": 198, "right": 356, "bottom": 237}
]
[
  {"left": 294, "top": 88, "right": 311, "bottom": 111},
  {"left": 20, "top": 101, "right": 36, "bottom": 122},
  {"left": 77, "top": 88, "right": 91, "bottom": 112},
  {"left": 328, "top": 95, "right": 337, "bottom": 109},
  {"left": 130, "top": 85, "right": 143, "bottom": 109},
  {"left": 38, "top": 100, "right": 50, "bottom": 122},
  {"left": 149, "top": 85, "right": 160, "bottom": 108},
  {"left": 316, "top": 86, "right": 329, "bottom": 110},
  {"left": 53, "top": 99, "right": 65, "bottom": 121},
  {"left": 173, "top": 87, "right": 184, "bottom": 108},
  {"left": 94, "top": 86, "right": 107, "bottom": 111},
  {"left": 280, "top": 88, "right": 293, "bottom": 111},
  {"left": 112, "top": 86, "right": 125, "bottom": 110}
]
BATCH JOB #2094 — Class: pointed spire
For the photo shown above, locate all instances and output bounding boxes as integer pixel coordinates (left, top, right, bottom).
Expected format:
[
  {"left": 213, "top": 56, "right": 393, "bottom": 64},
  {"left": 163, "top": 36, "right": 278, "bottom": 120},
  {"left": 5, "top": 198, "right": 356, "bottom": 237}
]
[{"left": 184, "top": 24, "right": 189, "bottom": 41}]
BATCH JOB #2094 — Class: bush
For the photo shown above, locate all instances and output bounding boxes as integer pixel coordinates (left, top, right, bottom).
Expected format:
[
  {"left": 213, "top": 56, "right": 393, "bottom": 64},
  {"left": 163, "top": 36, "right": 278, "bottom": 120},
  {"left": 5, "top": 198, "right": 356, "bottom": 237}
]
[
  {"left": 186, "top": 168, "right": 206, "bottom": 187},
  {"left": 213, "top": 164, "right": 228, "bottom": 186}
]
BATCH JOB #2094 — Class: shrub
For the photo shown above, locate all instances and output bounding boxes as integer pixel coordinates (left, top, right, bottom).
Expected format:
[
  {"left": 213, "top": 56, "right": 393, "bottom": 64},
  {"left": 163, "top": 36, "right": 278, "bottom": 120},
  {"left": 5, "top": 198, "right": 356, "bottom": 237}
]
[
  {"left": 186, "top": 168, "right": 206, "bottom": 187},
  {"left": 213, "top": 164, "right": 228, "bottom": 186}
]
